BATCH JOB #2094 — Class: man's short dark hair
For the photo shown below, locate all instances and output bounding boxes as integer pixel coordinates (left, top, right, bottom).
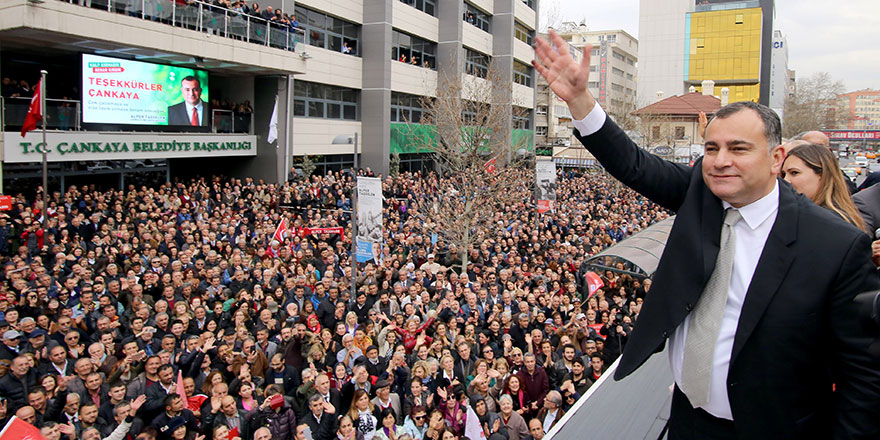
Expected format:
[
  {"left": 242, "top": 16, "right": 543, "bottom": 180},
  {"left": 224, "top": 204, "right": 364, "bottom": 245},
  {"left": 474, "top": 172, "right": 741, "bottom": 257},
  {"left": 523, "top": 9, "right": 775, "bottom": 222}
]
[
  {"left": 711, "top": 101, "right": 782, "bottom": 148},
  {"left": 181, "top": 76, "right": 201, "bottom": 88},
  {"left": 164, "top": 394, "right": 180, "bottom": 408}
]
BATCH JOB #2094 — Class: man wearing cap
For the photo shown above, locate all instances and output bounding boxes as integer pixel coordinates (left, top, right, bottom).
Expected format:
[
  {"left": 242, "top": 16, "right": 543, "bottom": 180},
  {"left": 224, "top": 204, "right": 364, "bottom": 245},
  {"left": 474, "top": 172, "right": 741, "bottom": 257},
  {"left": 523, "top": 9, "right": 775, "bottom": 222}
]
[
  {"left": 24, "top": 328, "right": 49, "bottom": 356},
  {"left": 0, "top": 329, "right": 22, "bottom": 360},
  {"left": 371, "top": 378, "right": 401, "bottom": 422},
  {"left": 419, "top": 254, "right": 444, "bottom": 276},
  {"left": 0, "top": 355, "right": 38, "bottom": 412},
  {"left": 361, "top": 345, "right": 387, "bottom": 378}
]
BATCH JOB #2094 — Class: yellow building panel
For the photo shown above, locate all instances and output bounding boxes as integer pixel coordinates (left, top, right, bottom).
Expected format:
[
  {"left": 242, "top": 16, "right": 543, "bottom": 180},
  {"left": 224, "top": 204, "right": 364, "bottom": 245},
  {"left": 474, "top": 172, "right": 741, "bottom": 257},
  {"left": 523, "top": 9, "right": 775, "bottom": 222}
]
[{"left": 688, "top": 7, "right": 763, "bottom": 82}]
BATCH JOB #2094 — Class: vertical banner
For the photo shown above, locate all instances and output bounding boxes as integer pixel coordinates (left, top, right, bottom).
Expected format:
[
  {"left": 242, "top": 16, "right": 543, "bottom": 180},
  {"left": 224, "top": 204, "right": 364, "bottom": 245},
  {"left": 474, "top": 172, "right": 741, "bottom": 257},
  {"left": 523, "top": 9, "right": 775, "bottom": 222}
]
[
  {"left": 356, "top": 177, "right": 383, "bottom": 263},
  {"left": 536, "top": 160, "right": 557, "bottom": 214}
]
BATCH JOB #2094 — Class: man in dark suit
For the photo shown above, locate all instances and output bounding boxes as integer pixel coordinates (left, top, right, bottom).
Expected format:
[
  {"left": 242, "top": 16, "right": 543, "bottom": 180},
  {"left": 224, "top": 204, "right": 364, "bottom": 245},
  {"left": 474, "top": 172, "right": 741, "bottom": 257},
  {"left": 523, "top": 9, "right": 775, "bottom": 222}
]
[
  {"left": 311, "top": 374, "right": 342, "bottom": 419},
  {"left": 534, "top": 30, "right": 880, "bottom": 440},
  {"left": 166, "top": 76, "right": 209, "bottom": 126},
  {"left": 303, "top": 394, "right": 336, "bottom": 440}
]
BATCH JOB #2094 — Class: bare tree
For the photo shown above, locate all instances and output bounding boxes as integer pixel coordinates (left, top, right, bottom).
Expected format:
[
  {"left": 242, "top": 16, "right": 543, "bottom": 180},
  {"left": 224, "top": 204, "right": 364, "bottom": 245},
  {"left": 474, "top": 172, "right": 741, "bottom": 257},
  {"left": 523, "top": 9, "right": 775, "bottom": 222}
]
[
  {"left": 783, "top": 72, "right": 846, "bottom": 138},
  {"left": 606, "top": 93, "right": 641, "bottom": 133},
  {"left": 539, "top": 0, "right": 562, "bottom": 32},
  {"left": 402, "top": 61, "right": 533, "bottom": 271}
]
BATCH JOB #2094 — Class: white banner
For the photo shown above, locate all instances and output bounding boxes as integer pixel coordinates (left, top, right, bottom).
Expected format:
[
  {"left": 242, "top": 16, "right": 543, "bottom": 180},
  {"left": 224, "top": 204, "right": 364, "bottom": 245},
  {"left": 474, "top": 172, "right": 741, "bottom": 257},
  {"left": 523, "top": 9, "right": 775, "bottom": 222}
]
[
  {"left": 356, "top": 177, "right": 383, "bottom": 263},
  {"left": 3, "top": 132, "right": 257, "bottom": 163},
  {"left": 536, "top": 160, "right": 557, "bottom": 213}
]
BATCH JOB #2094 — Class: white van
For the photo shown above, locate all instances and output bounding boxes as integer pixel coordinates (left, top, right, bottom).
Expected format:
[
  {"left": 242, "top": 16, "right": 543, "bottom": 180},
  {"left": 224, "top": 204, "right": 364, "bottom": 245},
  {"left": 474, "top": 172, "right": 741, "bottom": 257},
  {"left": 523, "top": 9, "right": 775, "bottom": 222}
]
[{"left": 855, "top": 156, "right": 869, "bottom": 168}]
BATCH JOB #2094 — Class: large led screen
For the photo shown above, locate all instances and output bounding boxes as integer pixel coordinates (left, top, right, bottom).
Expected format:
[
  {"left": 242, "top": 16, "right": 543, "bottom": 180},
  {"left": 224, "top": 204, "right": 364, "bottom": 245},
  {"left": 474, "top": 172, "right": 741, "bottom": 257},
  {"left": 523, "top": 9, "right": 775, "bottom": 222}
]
[{"left": 82, "top": 54, "right": 210, "bottom": 126}]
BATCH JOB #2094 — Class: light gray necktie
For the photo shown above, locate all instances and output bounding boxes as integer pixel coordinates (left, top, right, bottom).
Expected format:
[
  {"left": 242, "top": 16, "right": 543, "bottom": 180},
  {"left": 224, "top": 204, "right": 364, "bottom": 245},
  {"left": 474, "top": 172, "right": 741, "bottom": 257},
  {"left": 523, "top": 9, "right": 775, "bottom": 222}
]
[{"left": 680, "top": 208, "right": 742, "bottom": 408}]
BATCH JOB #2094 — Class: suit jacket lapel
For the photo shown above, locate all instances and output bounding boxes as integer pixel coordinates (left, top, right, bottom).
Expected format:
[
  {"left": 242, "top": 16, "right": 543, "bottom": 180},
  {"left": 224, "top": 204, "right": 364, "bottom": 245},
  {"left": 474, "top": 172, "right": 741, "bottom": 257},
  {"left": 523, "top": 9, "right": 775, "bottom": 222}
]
[{"left": 730, "top": 181, "right": 797, "bottom": 364}]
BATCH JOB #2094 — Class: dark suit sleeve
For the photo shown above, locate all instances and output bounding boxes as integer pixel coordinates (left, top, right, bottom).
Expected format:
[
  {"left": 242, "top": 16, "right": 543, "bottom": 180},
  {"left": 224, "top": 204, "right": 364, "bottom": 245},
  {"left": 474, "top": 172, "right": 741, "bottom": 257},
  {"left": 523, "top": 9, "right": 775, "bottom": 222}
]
[
  {"left": 829, "top": 232, "right": 880, "bottom": 439},
  {"left": 167, "top": 102, "right": 184, "bottom": 125},
  {"left": 852, "top": 186, "right": 879, "bottom": 235},
  {"left": 576, "top": 115, "right": 693, "bottom": 212}
]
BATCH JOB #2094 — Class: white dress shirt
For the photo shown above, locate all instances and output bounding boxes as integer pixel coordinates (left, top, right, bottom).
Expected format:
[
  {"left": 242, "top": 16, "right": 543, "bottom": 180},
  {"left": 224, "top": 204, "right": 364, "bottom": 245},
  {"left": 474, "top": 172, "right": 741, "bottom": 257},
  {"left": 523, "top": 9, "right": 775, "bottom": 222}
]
[
  {"left": 185, "top": 101, "right": 204, "bottom": 125},
  {"left": 573, "top": 103, "right": 780, "bottom": 420}
]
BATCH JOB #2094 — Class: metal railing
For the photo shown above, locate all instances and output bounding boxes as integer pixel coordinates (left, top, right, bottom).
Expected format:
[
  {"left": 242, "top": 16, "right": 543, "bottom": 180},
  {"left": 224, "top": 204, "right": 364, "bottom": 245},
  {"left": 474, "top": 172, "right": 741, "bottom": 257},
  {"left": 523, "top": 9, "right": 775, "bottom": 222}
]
[
  {"left": 62, "top": 0, "right": 305, "bottom": 51},
  {"left": 1, "top": 96, "right": 81, "bottom": 132},
  {"left": 212, "top": 108, "right": 252, "bottom": 133},
  {"left": 1, "top": 96, "right": 254, "bottom": 134}
]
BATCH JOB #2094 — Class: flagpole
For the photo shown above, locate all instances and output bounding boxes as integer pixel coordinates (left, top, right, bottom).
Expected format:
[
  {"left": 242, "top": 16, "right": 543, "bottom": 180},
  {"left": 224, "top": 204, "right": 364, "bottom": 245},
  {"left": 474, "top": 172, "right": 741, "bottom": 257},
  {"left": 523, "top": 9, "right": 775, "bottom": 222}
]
[
  {"left": 40, "top": 70, "right": 48, "bottom": 244},
  {"left": 350, "top": 132, "right": 358, "bottom": 300}
]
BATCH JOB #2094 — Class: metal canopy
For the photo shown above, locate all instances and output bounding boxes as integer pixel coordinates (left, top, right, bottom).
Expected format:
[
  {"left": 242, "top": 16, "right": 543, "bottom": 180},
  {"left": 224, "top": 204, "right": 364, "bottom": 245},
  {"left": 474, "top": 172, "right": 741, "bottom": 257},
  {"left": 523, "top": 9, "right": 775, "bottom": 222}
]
[
  {"left": 548, "top": 216, "right": 678, "bottom": 440},
  {"left": 586, "top": 216, "right": 675, "bottom": 277}
]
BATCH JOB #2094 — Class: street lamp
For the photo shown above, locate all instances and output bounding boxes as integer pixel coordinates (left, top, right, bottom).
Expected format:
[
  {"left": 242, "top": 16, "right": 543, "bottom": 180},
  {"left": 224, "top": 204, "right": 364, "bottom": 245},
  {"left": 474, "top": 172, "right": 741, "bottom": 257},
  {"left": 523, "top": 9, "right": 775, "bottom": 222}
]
[{"left": 332, "top": 133, "right": 358, "bottom": 299}]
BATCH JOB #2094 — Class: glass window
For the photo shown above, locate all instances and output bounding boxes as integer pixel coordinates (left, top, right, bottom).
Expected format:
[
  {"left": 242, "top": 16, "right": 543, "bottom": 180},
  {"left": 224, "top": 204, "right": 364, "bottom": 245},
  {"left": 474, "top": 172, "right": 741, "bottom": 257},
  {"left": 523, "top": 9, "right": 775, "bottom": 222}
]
[
  {"left": 513, "top": 107, "right": 531, "bottom": 129},
  {"left": 399, "top": 0, "right": 436, "bottom": 16},
  {"left": 293, "top": 80, "right": 359, "bottom": 120},
  {"left": 514, "top": 21, "right": 534, "bottom": 45},
  {"left": 513, "top": 61, "right": 532, "bottom": 87},
  {"left": 392, "top": 29, "right": 437, "bottom": 70},
  {"left": 464, "top": 2, "right": 491, "bottom": 33},
  {"left": 296, "top": 5, "right": 361, "bottom": 56},
  {"left": 391, "top": 92, "right": 428, "bottom": 123},
  {"left": 465, "top": 48, "right": 490, "bottom": 78}
]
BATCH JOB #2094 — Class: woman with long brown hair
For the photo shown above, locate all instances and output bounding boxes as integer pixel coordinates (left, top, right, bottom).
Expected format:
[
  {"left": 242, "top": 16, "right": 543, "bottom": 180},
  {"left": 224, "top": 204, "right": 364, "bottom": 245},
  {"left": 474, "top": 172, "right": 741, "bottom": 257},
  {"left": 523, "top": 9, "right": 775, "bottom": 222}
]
[{"left": 781, "top": 143, "right": 866, "bottom": 231}]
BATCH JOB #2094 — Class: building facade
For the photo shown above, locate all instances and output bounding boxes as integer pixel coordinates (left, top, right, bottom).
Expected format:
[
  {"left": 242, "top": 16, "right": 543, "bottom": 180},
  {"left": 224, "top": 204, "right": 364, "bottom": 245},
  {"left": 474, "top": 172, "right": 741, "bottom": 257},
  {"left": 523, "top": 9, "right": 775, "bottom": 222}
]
[
  {"left": 551, "top": 24, "right": 638, "bottom": 118},
  {"left": 768, "top": 29, "right": 792, "bottom": 119},
  {"left": 836, "top": 89, "right": 880, "bottom": 130},
  {"left": 0, "top": 0, "right": 538, "bottom": 190},
  {"left": 293, "top": 0, "right": 539, "bottom": 176},
  {"left": 637, "top": 0, "right": 775, "bottom": 106}
]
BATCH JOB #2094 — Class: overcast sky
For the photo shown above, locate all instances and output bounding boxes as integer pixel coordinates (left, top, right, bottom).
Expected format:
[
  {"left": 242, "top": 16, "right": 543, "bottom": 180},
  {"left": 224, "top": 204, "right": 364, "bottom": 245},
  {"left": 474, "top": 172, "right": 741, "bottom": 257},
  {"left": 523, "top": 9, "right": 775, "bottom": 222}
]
[{"left": 548, "top": 0, "right": 879, "bottom": 91}]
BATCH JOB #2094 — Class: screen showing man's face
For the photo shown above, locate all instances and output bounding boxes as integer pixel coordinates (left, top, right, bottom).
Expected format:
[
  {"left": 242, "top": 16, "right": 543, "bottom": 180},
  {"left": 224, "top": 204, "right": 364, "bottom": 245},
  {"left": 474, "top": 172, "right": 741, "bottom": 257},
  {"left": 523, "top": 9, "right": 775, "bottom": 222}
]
[{"left": 181, "top": 79, "right": 202, "bottom": 105}]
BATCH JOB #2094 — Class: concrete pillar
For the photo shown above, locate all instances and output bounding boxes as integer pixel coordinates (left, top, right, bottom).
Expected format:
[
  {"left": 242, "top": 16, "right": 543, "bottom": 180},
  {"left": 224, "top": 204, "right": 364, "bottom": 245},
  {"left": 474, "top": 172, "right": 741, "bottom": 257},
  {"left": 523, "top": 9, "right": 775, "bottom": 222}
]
[
  {"left": 248, "top": 75, "right": 286, "bottom": 183},
  {"left": 493, "top": 0, "right": 516, "bottom": 159},
  {"left": 361, "top": 0, "right": 393, "bottom": 176},
  {"left": 437, "top": 0, "right": 464, "bottom": 77}
]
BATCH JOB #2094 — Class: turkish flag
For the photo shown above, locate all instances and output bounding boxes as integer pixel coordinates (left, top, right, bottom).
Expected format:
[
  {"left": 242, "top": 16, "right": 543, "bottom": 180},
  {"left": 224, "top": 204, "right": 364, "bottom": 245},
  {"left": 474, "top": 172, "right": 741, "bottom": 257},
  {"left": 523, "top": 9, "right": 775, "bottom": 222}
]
[
  {"left": 585, "top": 271, "right": 604, "bottom": 298},
  {"left": 0, "top": 416, "right": 45, "bottom": 440},
  {"left": 21, "top": 79, "right": 42, "bottom": 138},
  {"left": 266, "top": 217, "right": 288, "bottom": 257},
  {"left": 484, "top": 158, "right": 496, "bottom": 174}
]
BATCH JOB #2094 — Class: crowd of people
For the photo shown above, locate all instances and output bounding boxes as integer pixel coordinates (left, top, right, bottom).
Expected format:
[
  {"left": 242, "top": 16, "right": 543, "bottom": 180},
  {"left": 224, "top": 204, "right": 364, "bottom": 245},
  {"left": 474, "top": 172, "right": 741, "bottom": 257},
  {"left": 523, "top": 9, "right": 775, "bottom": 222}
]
[
  {"left": 0, "top": 167, "right": 668, "bottom": 440},
  {"left": 1, "top": 78, "right": 35, "bottom": 99}
]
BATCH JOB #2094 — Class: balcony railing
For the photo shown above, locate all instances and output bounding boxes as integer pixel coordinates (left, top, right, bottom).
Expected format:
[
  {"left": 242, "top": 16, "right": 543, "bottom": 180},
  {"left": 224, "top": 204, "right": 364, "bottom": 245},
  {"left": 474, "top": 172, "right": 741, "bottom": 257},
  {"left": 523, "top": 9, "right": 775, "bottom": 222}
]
[
  {"left": 2, "top": 96, "right": 253, "bottom": 134},
  {"left": 60, "top": 0, "right": 305, "bottom": 51},
  {"left": 1, "top": 97, "right": 81, "bottom": 132},
  {"left": 212, "top": 109, "right": 252, "bottom": 133}
]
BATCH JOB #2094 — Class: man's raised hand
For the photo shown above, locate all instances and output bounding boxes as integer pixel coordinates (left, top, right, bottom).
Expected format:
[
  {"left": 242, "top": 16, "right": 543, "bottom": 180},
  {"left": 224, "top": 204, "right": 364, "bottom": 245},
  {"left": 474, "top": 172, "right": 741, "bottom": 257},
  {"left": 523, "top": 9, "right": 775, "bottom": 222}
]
[{"left": 532, "top": 29, "right": 595, "bottom": 120}]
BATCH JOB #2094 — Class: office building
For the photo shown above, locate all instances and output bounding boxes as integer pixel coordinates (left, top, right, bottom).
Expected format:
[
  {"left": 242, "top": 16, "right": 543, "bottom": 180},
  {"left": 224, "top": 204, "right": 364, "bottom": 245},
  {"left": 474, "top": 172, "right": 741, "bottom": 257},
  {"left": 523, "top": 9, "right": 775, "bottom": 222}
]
[
  {"left": 0, "top": 0, "right": 538, "bottom": 190},
  {"left": 552, "top": 24, "right": 638, "bottom": 117},
  {"left": 836, "top": 89, "right": 880, "bottom": 130},
  {"left": 637, "top": 0, "right": 775, "bottom": 106}
]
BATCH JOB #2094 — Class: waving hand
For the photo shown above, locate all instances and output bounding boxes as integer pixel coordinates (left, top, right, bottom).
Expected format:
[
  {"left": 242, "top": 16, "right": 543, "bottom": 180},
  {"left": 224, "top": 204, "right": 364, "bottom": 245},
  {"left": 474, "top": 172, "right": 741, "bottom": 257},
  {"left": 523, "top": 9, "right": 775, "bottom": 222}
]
[{"left": 532, "top": 29, "right": 596, "bottom": 120}]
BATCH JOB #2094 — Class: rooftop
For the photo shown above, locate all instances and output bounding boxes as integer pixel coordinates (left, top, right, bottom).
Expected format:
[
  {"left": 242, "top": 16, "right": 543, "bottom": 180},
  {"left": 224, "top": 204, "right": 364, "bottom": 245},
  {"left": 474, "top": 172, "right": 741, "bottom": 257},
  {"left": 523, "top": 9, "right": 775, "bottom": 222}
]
[{"left": 633, "top": 92, "right": 722, "bottom": 117}]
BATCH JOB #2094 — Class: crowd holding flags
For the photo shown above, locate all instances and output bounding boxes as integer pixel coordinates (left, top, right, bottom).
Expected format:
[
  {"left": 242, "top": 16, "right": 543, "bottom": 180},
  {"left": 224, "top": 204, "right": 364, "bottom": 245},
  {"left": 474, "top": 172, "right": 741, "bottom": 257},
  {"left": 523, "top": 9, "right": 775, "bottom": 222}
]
[{"left": 264, "top": 217, "right": 346, "bottom": 257}]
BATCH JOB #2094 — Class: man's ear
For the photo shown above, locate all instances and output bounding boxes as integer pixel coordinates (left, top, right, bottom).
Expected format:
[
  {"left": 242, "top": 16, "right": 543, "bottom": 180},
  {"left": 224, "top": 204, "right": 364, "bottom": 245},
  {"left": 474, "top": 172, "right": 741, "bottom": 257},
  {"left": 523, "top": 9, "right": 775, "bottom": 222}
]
[{"left": 770, "top": 145, "right": 785, "bottom": 175}]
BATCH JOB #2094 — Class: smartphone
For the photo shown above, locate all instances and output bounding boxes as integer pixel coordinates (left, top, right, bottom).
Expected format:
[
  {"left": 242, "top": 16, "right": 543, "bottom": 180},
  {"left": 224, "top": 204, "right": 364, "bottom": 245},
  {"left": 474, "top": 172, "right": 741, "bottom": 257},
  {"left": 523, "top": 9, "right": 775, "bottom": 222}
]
[{"left": 301, "top": 426, "right": 314, "bottom": 440}]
